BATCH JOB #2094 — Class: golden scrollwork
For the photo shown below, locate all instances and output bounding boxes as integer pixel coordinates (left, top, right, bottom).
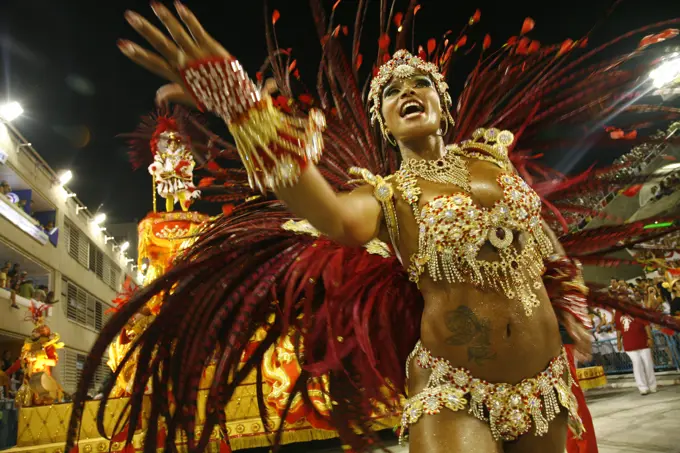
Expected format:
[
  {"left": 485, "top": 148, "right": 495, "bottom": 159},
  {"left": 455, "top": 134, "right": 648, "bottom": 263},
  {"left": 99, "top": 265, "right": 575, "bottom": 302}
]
[{"left": 282, "top": 219, "right": 392, "bottom": 258}]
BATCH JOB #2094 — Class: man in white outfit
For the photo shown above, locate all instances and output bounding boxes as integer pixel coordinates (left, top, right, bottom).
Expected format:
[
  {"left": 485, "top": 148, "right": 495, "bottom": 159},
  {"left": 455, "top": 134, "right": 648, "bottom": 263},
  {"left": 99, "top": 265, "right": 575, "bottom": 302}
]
[{"left": 615, "top": 309, "right": 657, "bottom": 395}]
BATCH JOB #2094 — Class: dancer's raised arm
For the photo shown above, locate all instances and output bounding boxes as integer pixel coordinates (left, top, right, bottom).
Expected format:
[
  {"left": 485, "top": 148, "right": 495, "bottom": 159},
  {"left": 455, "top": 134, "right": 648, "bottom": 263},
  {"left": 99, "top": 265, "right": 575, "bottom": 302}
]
[{"left": 118, "top": 2, "right": 384, "bottom": 246}]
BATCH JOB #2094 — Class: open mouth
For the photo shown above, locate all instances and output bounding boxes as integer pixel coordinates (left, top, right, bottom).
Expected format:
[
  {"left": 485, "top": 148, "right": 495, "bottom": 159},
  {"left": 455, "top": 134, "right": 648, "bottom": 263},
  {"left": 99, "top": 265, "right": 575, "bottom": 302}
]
[{"left": 400, "top": 100, "right": 425, "bottom": 118}]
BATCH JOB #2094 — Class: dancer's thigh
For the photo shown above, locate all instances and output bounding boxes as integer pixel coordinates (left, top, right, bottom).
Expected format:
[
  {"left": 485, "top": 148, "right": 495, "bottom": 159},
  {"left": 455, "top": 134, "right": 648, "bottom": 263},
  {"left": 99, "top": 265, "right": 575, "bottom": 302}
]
[
  {"left": 504, "top": 410, "right": 568, "bottom": 453},
  {"left": 408, "top": 408, "right": 503, "bottom": 453}
]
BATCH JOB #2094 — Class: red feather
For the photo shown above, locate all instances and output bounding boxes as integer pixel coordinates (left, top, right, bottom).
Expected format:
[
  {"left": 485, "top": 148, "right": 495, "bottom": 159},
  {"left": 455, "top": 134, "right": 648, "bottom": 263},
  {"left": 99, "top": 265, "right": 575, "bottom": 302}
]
[
  {"left": 483, "top": 34, "right": 492, "bottom": 50},
  {"left": 470, "top": 9, "right": 481, "bottom": 25},
  {"left": 378, "top": 34, "right": 390, "bottom": 51},
  {"left": 221, "top": 204, "right": 235, "bottom": 216},
  {"left": 455, "top": 35, "right": 467, "bottom": 49},
  {"left": 427, "top": 38, "right": 436, "bottom": 55},
  {"left": 521, "top": 17, "right": 535, "bottom": 35}
]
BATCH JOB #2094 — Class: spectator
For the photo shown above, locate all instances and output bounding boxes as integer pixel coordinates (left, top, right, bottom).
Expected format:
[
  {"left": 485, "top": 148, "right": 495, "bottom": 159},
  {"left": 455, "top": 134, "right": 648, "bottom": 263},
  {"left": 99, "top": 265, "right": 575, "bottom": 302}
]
[
  {"left": 657, "top": 277, "right": 673, "bottom": 304},
  {"left": 44, "top": 291, "right": 58, "bottom": 305},
  {"left": 0, "top": 263, "right": 9, "bottom": 289},
  {"left": 1, "top": 351, "right": 13, "bottom": 372},
  {"left": 11, "top": 271, "right": 27, "bottom": 290},
  {"left": 618, "top": 279, "right": 634, "bottom": 298},
  {"left": 615, "top": 304, "right": 657, "bottom": 395},
  {"left": 7, "top": 263, "right": 19, "bottom": 280},
  {"left": 645, "top": 285, "right": 664, "bottom": 312},
  {"left": 0, "top": 181, "right": 10, "bottom": 195},
  {"left": 33, "top": 285, "right": 47, "bottom": 302},
  {"left": 8, "top": 272, "right": 25, "bottom": 308},
  {"left": 670, "top": 280, "right": 680, "bottom": 317},
  {"left": 608, "top": 278, "right": 618, "bottom": 292},
  {"left": 18, "top": 279, "right": 34, "bottom": 300}
]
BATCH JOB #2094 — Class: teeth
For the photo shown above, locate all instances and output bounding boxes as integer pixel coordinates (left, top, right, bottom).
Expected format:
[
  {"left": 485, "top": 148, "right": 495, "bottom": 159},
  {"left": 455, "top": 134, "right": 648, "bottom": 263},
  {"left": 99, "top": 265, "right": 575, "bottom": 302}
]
[{"left": 401, "top": 101, "right": 423, "bottom": 115}]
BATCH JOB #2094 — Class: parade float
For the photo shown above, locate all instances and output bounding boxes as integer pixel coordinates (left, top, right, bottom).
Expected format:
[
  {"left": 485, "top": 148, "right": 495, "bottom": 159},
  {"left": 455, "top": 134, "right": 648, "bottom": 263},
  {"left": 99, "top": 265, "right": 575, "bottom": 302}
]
[
  {"left": 4, "top": 303, "right": 66, "bottom": 409},
  {"left": 6, "top": 109, "right": 397, "bottom": 453}
]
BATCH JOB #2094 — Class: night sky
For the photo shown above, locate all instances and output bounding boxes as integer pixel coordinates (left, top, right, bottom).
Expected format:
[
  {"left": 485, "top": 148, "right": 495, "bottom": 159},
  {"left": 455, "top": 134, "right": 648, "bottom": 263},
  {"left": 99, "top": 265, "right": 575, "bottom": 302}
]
[{"left": 0, "top": 0, "right": 678, "bottom": 223}]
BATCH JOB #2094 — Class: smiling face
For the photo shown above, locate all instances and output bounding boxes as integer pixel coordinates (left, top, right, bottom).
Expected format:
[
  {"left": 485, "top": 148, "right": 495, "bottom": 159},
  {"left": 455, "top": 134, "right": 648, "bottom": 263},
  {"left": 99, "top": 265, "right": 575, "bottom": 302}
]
[
  {"left": 380, "top": 72, "right": 442, "bottom": 143},
  {"left": 158, "top": 131, "right": 186, "bottom": 156}
]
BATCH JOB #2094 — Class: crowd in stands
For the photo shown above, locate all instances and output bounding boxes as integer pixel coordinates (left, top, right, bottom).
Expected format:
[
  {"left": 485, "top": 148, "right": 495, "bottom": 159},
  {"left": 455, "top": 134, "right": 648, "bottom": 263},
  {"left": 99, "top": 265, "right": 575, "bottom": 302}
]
[
  {"left": 611, "top": 276, "right": 680, "bottom": 315},
  {"left": 0, "top": 261, "right": 56, "bottom": 309},
  {"left": 1, "top": 180, "right": 55, "bottom": 234},
  {"left": 650, "top": 170, "right": 680, "bottom": 201}
]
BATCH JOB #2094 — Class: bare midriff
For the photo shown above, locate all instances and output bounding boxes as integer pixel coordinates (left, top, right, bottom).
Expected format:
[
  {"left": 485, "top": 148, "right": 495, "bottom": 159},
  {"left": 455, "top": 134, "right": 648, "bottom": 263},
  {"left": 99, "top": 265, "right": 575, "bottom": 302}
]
[{"left": 414, "top": 279, "right": 562, "bottom": 387}]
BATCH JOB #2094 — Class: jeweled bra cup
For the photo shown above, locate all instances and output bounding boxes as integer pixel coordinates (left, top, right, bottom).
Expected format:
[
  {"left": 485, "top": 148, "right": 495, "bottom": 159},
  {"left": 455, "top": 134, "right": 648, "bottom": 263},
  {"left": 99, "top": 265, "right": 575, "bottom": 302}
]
[
  {"left": 396, "top": 170, "right": 554, "bottom": 316},
  {"left": 400, "top": 342, "right": 584, "bottom": 445}
]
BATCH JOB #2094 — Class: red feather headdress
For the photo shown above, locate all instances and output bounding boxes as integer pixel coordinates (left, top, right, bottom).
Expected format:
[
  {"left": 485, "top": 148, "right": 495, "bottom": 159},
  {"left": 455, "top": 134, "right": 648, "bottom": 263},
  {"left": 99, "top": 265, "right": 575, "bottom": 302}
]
[
  {"left": 25, "top": 301, "right": 50, "bottom": 326},
  {"left": 123, "top": 106, "right": 196, "bottom": 170}
]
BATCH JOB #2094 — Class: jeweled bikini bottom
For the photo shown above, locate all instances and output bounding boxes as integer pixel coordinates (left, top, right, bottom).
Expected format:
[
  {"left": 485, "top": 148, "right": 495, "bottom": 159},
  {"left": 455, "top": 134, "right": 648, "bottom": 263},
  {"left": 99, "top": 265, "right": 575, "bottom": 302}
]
[{"left": 399, "top": 341, "right": 585, "bottom": 444}]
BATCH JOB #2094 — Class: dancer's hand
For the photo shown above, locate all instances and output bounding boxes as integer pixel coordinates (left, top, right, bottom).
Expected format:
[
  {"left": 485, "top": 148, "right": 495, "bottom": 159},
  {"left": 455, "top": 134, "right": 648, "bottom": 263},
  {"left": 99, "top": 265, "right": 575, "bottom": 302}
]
[
  {"left": 118, "top": 1, "right": 230, "bottom": 107},
  {"left": 563, "top": 312, "right": 593, "bottom": 362}
]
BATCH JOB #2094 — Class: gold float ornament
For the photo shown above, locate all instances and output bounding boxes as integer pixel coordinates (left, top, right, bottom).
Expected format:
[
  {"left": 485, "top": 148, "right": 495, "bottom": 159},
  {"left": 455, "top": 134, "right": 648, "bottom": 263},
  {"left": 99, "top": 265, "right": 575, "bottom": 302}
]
[
  {"left": 106, "top": 210, "right": 208, "bottom": 397},
  {"left": 11, "top": 303, "right": 65, "bottom": 407},
  {"left": 575, "top": 366, "right": 608, "bottom": 391}
]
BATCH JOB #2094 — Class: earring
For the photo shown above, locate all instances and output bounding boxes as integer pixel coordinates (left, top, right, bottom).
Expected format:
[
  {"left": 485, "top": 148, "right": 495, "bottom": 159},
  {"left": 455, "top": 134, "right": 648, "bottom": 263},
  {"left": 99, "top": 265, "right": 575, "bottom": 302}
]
[
  {"left": 441, "top": 110, "right": 452, "bottom": 136},
  {"left": 377, "top": 115, "right": 398, "bottom": 146},
  {"left": 383, "top": 129, "right": 398, "bottom": 146}
]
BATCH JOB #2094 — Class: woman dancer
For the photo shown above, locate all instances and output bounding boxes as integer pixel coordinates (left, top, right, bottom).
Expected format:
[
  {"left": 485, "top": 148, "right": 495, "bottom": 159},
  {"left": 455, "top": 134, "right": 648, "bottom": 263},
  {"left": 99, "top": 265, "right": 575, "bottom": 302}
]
[{"left": 68, "top": 2, "right": 680, "bottom": 453}]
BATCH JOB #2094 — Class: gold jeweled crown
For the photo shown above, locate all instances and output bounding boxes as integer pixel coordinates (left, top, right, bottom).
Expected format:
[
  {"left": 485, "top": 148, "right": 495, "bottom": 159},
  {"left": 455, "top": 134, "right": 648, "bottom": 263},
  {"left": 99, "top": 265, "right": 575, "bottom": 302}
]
[{"left": 368, "top": 50, "right": 455, "bottom": 133}]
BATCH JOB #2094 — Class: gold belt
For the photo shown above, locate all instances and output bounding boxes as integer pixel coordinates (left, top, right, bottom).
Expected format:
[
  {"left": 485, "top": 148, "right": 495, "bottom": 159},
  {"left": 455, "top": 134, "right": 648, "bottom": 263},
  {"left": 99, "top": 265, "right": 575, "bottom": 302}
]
[{"left": 400, "top": 341, "right": 584, "bottom": 444}]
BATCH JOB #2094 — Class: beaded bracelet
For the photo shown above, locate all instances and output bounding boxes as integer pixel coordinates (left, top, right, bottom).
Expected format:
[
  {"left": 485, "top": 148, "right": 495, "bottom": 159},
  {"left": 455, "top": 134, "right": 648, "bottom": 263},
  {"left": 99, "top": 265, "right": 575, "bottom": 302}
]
[{"left": 180, "top": 56, "right": 326, "bottom": 192}]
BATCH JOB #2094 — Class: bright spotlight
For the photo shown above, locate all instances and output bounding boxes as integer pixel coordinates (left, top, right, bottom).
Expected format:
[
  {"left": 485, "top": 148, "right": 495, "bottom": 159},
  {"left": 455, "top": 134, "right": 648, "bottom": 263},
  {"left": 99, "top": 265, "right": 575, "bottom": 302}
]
[
  {"left": 92, "top": 213, "right": 106, "bottom": 225},
  {"left": 59, "top": 170, "right": 73, "bottom": 186},
  {"left": 120, "top": 241, "right": 130, "bottom": 252},
  {"left": 650, "top": 55, "right": 680, "bottom": 89},
  {"left": 0, "top": 102, "right": 23, "bottom": 122}
]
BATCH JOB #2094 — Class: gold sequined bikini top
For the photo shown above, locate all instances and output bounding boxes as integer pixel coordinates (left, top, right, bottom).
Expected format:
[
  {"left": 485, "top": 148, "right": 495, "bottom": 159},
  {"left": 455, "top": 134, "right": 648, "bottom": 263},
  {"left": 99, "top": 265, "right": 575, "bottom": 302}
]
[
  {"left": 400, "top": 171, "right": 553, "bottom": 306},
  {"left": 351, "top": 147, "right": 554, "bottom": 316}
]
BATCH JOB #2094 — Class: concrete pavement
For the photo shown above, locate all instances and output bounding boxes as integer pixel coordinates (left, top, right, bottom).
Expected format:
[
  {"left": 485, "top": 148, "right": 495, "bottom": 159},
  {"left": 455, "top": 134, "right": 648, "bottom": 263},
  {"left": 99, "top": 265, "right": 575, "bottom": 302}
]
[{"left": 589, "top": 386, "right": 680, "bottom": 453}]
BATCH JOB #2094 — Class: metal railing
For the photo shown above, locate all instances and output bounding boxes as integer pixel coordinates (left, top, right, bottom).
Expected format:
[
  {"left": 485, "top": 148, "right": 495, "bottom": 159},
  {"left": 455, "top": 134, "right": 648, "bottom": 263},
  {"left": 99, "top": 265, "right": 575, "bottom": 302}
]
[{"left": 581, "top": 330, "right": 680, "bottom": 374}]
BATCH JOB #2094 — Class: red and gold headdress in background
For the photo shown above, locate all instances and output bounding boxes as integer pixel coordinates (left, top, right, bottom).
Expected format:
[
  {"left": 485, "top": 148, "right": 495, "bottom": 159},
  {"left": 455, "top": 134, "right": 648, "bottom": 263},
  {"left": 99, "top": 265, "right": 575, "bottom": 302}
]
[
  {"left": 125, "top": 107, "right": 202, "bottom": 212},
  {"left": 24, "top": 302, "right": 52, "bottom": 339}
]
